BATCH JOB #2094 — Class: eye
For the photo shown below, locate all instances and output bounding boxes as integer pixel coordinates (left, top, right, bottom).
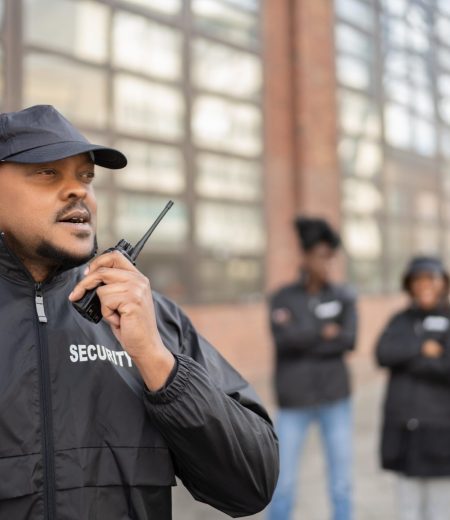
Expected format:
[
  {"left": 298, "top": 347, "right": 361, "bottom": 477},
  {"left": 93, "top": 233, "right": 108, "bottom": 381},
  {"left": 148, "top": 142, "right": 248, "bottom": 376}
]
[
  {"left": 80, "top": 171, "right": 95, "bottom": 183},
  {"left": 36, "top": 168, "right": 57, "bottom": 177}
]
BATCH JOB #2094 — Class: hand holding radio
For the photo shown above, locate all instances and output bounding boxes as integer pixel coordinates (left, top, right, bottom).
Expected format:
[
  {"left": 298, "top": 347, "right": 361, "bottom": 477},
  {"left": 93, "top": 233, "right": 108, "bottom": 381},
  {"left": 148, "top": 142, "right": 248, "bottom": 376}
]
[{"left": 68, "top": 201, "right": 176, "bottom": 390}]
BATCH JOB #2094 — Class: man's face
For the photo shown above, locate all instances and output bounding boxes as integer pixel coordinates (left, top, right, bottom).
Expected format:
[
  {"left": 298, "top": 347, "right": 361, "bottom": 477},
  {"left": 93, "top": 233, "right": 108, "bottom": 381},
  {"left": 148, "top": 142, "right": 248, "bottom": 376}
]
[{"left": 0, "top": 153, "right": 97, "bottom": 269}]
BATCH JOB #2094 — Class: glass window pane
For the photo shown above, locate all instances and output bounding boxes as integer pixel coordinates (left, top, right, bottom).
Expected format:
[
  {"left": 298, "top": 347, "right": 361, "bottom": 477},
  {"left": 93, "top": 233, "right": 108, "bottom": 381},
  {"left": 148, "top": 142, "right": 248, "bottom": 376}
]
[
  {"left": 335, "top": 24, "right": 372, "bottom": 60},
  {"left": 24, "top": 0, "right": 108, "bottom": 63},
  {"left": 118, "top": 0, "right": 181, "bottom": 15},
  {"left": 24, "top": 54, "right": 108, "bottom": 129},
  {"left": 438, "top": 48, "right": 450, "bottom": 70},
  {"left": 192, "top": 39, "right": 262, "bottom": 98},
  {"left": 409, "top": 55, "right": 429, "bottom": 86},
  {"left": 336, "top": 56, "right": 371, "bottom": 90},
  {"left": 413, "top": 118, "right": 436, "bottom": 156},
  {"left": 435, "top": 17, "right": 450, "bottom": 44},
  {"left": 386, "top": 185, "right": 410, "bottom": 217},
  {"left": 196, "top": 202, "right": 265, "bottom": 254},
  {"left": 384, "top": 51, "right": 409, "bottom": 78},
  {"left": 116, "top": 195, "right": 187, "bottom": 250},
  {"left": 384, "top": 77, "right": 413, "bottom": 105},
  {"left": 338, "top": 138, "right": 382, "bottom": 178},
  {"left": 196, "top": 153, "right": 261, "bottom": 200},
  {"left": 384, "top": 103, "right": 411, "bottom": 149},
  {"left": 415, "top": 90, "right": 434, "bottom": 117},
  {"left": 115, "top": 140, "right": 184, "bottom": 193},
  {"left": 347, "top": 259, "right": 383, "bottom": 292},
  {"left": 385, "top": 18, "right": 408, "bottom": 48},
  {"left": 114, "top": 75, "right": 184, "bottom": 139},
  {"left": 409, "top": 28, "right": 430, "bottom": 53},
  {"left": 406, "top": 4, "right": 428, "bottom": 32},
  {"left": 339, "top": 91, "right": 381, "bottom": 138},
  {"left": 343, "top": 217, "right": 382, "bottom": 259},
  {"left": 381, "top": 0, "right": 407, "bottom": 17},
  {"left": 192, "top": 96, "right": 262, "bottom": 156},
  {"left": 197, "top": 257, "right": 263, "bottom": 303},
  {"left": 438, "top": 75, "right": 450, "bottom": 96},
  {"left": 343, "top": 179, "right": 383, "bottom": 214},
  {"left": 386, "top": 223, "right": 411, "bottom": 260},
  {"left": 192, "top": 0, "right": 260, "bottom": 47},
  {"left": 440, "top": 98, "right": 450, "bottom": 125},
  {"left": 335, "top": 0, "right": 374, "bottom": 31},
  {"left": 437, "top": 1, "right": 450, "bottom": 16},
  {"left": 113, "top": 12, "right": 181, "bottom": 80}
]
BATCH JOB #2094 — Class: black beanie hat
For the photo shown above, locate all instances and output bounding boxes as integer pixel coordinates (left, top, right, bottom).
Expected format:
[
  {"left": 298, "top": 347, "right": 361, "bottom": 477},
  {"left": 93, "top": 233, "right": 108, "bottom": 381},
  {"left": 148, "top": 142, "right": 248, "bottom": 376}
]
[{"left": 294, "top": 216, "right": 341, "bottom": 252}]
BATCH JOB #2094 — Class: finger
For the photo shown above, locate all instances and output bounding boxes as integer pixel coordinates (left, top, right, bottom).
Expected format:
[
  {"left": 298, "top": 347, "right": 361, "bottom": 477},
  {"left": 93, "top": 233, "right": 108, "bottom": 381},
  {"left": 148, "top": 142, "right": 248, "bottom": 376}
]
[
  {"left": 102, "top": 307, "right": 121, "bottom": 329},
  {"left": 69, "top": 268, "right": 142, "bottom": 301},
  {"left": 86, "top": 250, "right": 137, "bottom": 275}
]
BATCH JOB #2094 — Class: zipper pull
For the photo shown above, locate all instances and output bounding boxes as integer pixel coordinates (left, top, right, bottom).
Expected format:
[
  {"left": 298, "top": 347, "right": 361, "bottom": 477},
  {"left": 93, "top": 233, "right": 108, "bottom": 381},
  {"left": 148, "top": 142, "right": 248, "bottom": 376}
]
[{"left": 35, "top": 283, "right": 48, "bottom": 323}]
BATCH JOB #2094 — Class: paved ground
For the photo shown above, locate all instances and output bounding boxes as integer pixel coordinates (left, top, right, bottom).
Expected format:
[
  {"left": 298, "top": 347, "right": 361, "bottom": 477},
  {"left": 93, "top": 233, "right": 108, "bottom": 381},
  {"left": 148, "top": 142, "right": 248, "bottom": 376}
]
[{"left": 172, "top": 359, "right": 397, "bottom": 520}]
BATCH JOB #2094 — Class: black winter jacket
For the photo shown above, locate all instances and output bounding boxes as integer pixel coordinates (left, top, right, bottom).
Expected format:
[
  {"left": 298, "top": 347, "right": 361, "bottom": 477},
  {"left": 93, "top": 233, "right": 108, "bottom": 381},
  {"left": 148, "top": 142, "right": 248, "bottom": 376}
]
[
  {"left": 269, "top": 279, "right": 357, "bottom": 408},
  {"left": 376, "top": 306, "right": 450, "bottom": 476},
  {"left": 0, "top": 240, "right": 279, "bottom": 519}
]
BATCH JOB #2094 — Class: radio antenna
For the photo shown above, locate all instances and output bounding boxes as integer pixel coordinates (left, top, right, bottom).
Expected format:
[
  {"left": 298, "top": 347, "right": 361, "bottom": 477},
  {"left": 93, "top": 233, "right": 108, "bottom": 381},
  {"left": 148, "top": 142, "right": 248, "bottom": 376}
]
[{"left": 131, "top": 200, "right": 174, "bottom": 261}]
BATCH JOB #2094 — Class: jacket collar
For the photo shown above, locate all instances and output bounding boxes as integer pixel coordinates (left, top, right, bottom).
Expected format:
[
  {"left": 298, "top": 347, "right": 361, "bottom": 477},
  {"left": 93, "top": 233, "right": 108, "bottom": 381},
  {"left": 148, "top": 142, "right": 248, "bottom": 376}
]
[
  {"left": 0, "top": 233, "right": 78, "bottom": 287},
  {"left": 410, "top": 302, "right": 450, "bottom": 317},
  {"left": 298, "top": 270, "right": 332, "bottom": 294}
]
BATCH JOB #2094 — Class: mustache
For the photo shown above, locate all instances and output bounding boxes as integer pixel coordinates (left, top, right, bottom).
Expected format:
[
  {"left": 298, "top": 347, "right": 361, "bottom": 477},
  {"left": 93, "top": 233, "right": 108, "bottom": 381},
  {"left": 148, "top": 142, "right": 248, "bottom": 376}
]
[{"left": 55, "top": 201, "right": 92, "bottom": 222}]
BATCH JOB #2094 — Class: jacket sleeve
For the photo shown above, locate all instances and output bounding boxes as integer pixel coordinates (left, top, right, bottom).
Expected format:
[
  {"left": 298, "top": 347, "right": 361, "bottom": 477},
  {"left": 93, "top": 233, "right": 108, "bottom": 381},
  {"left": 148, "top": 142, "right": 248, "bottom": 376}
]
[
  {"left": 143, "top": 296, "right": 279, "bottom": 518},
  {"left": 375, "top": 313, "right": 422, "bottom": 368},
  {"left": 407, "top": 330, "right": 450, "bottom": 383},
  {"left": 311, "top": 295, "right": 357, "bottom": 357},
  {"left": 407, "top": 353, "right": 450, "bottom": 383},
  {"left": 269, "top": 294, "right": 319, "bottom": 355}
]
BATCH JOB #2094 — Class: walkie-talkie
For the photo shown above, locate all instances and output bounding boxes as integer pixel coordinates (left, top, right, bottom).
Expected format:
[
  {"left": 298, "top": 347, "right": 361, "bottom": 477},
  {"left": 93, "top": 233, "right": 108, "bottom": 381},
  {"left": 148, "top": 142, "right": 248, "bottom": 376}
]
[{"left": 72, "top": 200, "right": 174, "bottom": 324}]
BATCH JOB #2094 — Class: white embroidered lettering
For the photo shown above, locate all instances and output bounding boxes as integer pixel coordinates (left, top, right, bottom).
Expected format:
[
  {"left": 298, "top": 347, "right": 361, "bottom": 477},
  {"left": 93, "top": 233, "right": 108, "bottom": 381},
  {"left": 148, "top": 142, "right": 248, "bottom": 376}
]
[
  {"left": 97, "top": 344, "right": 107, "bottom": 360},
  {"left": 87, "top": 344, "right": 97, "bottom": 361},
  {"left": 69, "top": 344, "right": 79, "bottom": 363},
  {"left": 78, "top": 344, "right": 88, "bottom": 362},
  {"left": 68, "top": 344, "right": 133, "bottom": 368}
]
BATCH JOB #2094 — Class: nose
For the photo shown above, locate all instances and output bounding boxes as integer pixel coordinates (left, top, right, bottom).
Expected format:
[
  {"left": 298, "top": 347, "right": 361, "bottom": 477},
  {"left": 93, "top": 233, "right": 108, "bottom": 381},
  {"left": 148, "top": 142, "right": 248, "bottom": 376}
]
[{"left": 59, "top": 176, "right": 89, "bottom": 201}]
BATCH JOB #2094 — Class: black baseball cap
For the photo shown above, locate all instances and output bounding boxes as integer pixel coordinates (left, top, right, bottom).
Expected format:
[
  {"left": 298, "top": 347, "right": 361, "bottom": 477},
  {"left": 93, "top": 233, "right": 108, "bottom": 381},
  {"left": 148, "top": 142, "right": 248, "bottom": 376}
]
[{"left": 0, "top": 105, "right": 127, "bottom": 169}]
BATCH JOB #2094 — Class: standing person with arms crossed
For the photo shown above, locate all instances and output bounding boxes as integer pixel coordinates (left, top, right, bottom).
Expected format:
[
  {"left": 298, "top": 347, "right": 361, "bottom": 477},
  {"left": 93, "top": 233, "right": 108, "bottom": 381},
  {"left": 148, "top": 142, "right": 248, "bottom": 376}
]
[
  {"left": 267, "top": 217, "right": 357, "bottom": 520},
  {"left": 376, "top": 256, "right": 450, "bottom": 520},
  {"left": 0, "top": 104, "right": 279, "bottom": 519}
]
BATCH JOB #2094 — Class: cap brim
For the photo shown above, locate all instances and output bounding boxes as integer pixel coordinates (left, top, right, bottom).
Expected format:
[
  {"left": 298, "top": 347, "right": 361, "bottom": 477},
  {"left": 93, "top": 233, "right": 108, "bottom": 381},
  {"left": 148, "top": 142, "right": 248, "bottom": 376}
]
[{"left": 2, "top": 141, "right": 127, "bottom": 169}]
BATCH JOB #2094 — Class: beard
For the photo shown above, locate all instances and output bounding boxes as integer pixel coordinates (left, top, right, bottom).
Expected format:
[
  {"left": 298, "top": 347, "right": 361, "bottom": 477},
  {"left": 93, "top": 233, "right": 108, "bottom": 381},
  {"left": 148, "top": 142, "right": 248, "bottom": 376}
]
[{"left": 36, "top": 236, "right": 98, "bottom": 270}]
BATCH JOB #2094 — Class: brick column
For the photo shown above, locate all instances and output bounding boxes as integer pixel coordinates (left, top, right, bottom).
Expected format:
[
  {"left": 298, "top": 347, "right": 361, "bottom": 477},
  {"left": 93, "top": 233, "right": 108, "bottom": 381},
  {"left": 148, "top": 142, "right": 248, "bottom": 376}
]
[{"left": 264, "top": 0, "right": 343, "bottom": 288}]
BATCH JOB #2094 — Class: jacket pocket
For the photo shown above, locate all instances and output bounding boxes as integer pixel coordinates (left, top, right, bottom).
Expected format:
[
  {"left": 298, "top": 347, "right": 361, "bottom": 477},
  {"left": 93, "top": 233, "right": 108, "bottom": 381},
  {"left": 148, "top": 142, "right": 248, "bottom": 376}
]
[{"left": 54, "top": 446, "right": 176, "bottom": 491}]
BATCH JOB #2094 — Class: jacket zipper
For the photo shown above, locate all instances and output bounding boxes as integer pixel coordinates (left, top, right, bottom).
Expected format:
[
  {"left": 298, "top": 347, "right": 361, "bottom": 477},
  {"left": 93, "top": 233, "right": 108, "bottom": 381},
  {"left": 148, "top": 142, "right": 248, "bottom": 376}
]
[{"left": 34, "top": 283, "right": 55, "bottom": 520}]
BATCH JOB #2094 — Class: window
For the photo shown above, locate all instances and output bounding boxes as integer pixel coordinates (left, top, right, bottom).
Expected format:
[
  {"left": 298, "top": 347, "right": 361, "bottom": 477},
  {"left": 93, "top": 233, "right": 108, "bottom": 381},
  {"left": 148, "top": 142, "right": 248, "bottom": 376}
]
[
  {"left": 24, "top": 0, "right": 109, "bottom": 63},
  {"left": 335, "top": 0, "right": 449, "bottom": 292},
  {"left": 10, "top": 0, "right": 264, "bottom": 303}
]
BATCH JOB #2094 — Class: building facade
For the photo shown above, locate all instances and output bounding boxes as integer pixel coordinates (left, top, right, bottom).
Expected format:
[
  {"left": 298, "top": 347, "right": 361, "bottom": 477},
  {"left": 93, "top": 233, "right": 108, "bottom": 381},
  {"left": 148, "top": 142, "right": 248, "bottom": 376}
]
[{"left": 1, "top": 0, "right": 446, "bottom": 391}]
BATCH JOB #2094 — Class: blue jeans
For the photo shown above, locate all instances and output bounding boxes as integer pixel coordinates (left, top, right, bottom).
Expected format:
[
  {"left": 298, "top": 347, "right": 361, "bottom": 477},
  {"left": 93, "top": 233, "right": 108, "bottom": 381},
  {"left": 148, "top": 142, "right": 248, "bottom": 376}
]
[{"left": 267, "top": 398, "right": 353, "bottom": 520}]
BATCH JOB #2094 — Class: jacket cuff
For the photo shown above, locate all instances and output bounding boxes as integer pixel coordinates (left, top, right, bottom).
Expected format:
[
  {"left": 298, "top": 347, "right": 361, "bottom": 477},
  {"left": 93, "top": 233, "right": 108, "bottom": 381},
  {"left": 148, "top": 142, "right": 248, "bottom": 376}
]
[{"left": 143, "top": 354, "right": 192, "bottom": 405}]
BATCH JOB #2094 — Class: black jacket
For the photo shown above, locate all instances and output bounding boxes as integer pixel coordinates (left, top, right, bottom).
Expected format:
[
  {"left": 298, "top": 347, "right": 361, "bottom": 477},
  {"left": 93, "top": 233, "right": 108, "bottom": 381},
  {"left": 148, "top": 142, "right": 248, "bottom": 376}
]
[
  {"left": 376, "top": 306, "right": 450, "bottom": 476},
  {"left": 0, "top": 239, "right": 278, "bottom": 519},
  {"left": 269, "top": 279, "right": 357, "bottom": 408}
]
